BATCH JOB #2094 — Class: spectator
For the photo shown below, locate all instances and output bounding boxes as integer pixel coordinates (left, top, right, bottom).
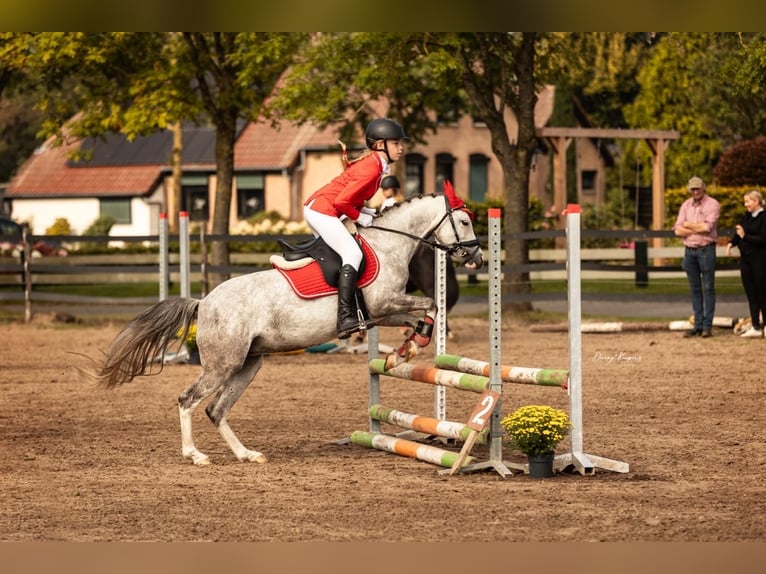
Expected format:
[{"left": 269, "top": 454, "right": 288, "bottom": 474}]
[
  {"left": 673, "top": 176, "right": 721, "bottom": 338},
  {"left": 379, "top": 175, "right": 403, "bottom": 210},
  {"left": 726, "top": 190, "right": 766, "bottom": 338}
]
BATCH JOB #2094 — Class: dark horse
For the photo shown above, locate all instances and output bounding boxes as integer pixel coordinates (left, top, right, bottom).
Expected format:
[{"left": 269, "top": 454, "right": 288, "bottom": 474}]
[
  {"left": 406, "top": 243, "right": 460, "bottom": 337},
  {"left": 87, "top": 190, "right": 483, "bottom": 465}
]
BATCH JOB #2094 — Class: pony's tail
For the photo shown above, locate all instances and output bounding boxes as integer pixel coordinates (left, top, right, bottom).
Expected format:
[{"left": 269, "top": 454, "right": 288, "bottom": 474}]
[{"left": 92, "top": 297, "right": 199, "bottom": 389}]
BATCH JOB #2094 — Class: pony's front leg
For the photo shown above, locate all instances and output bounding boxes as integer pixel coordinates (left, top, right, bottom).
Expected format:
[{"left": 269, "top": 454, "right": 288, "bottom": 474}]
[
  {"left": 385, "top": 312, "right": 436, "bottom": 369},
  {"left": 374, "top": 294, "right": 437, "bottom": 370}
]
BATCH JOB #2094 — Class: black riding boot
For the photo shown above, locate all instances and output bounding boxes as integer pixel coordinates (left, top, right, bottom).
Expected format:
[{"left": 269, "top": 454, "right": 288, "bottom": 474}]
[{"left": 336, "top": 264, "right": 361, "bottom": 339}]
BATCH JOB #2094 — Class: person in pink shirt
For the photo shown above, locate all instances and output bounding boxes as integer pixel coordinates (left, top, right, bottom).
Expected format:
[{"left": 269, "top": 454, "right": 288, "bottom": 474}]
[
  {"left": 673, "top": 176, "right": 721, "bottom": 338},
  {"left": 304, "top": 118, "right": 408, "bottom": 339}
]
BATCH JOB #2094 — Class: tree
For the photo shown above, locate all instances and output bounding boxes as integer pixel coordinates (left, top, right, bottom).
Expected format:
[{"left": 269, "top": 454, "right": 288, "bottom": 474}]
[
  {"left": 625, "top": 33, "right": 766, "bottom": 186},
  {"left": 0, "top": 33, "right": 46, "bottom": 182},
  {"left": 3, "top": 32, "right": 307, "bottom": 289},
  {"left": 177, "top": 33, "right": 307, "bottom": 287}
]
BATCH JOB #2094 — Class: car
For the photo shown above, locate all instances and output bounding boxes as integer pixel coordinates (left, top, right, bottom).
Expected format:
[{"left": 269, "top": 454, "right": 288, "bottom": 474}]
[{"left": 0, "top": 216, "right": 67, "bottom": 257}]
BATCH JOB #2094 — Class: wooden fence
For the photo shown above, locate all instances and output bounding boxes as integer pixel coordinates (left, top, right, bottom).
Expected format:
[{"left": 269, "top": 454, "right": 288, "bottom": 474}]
[{"left": 0, "top": 228, "right": 741, "bottom": 310}]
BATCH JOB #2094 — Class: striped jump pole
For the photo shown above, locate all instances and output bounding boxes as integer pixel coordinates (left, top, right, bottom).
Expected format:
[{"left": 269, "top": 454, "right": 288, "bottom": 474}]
[
  {"left": 369, "top": 404, "right": 489, "bottom": 445},
  {"left": 350, "top": 431, "right": 476, "bottom": 469},
  {"left": 435, "top": 354, "right": 569, "bottom": 388},
  {"left": 368, "top": 359, "right": 489, "bottom": 393}
]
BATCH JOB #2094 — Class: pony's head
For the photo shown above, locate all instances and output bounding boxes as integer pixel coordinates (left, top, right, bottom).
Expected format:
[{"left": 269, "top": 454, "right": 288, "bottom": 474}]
[{"left": 433, "top": 181, "right": 483, "bottom": 270}]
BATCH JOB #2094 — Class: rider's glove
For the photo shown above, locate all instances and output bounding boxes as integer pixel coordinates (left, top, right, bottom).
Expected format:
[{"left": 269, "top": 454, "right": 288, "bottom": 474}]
[
  {"left": 360, "top": 207, "right": 377, "bottom": 217},
  {"left": 355, "top": 213, "right": 374, "bottom": 227}
]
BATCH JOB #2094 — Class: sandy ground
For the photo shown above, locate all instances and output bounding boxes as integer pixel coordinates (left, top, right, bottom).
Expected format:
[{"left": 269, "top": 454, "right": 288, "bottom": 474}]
[{"left": 1, "top": 309, "right": 764, "bottom": 547}]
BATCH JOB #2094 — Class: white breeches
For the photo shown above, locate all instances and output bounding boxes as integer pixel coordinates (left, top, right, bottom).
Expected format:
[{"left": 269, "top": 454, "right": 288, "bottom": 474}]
[{"left": 304, "top": 201, "right": 363, "bottom": 270}]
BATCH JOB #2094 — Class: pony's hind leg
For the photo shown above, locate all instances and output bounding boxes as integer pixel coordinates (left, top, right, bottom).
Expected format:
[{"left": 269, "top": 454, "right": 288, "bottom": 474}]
[
  {"left": 178, "top": 374, "right": 220, "bottom": 465},
  {"left": 178, "top": 355, "right": 264, "bottom": 465},
  {"left": 205, "top": 355, "right": 266, "bottom": 463}
]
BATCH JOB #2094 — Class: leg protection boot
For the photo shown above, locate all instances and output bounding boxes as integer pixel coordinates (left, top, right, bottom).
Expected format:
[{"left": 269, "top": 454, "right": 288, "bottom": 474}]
[{"left": 336, "top": 264, "right": 360, "bottom": 339}]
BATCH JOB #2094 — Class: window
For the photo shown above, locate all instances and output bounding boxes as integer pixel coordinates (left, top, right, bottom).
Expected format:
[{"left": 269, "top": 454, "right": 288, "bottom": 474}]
[
  {"left": 469, "top": 154, "right": 489, "bottom": 202},
  {"left": 181, "top": 175, "right": 210, "bottom": 222},
  {"left": 236, "top": 174, "right": 265, "bottom": 220},
  {"left": 435, "top": 153, "right": 455, "bottom": 193},
  {"left": 405, "top": 154, "right": 425, "bottom": 199},
  {"left": 581, "top": 170, "right": 597, "bottom": 193},
  {"left": 100, "top": 198, "right": 132, "bottom": 224}
]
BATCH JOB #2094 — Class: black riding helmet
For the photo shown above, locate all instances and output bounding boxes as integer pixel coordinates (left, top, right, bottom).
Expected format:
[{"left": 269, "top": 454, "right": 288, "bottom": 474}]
[
  {"left": 365, "top": 118, "right": 408, "bottom": 159},
  {"left": 380, "top": 175, "right": 401, "bottom": 190}
]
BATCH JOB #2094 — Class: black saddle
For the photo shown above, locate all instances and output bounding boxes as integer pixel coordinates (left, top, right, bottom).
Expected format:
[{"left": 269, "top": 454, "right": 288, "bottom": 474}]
[{"left": 278, "top": 236, "right": 367, "bottom": 288}]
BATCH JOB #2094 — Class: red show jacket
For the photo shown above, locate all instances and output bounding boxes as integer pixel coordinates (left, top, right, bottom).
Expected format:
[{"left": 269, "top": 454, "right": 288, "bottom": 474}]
[{"left": 305, "top": 153, "right": 384, "bottom": 220}]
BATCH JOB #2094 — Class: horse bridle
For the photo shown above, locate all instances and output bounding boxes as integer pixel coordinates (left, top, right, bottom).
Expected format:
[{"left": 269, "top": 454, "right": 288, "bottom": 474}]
[{"left": 365, "top": 196, "right": 482, "bottom": 263}]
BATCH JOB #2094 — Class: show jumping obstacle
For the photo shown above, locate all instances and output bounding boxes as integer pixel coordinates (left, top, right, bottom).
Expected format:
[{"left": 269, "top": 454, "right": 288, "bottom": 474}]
[
  {"left": 351, "top": 205, "right": 630, "bottom": 476},
  {"left": 352, "top": 208, "right": 513, "bottom": 475}
]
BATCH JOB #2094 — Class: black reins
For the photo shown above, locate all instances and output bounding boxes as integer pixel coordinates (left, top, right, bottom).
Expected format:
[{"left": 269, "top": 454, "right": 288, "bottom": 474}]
[{"left": 365, "top": 199, "right": 481, "bottom": 258}]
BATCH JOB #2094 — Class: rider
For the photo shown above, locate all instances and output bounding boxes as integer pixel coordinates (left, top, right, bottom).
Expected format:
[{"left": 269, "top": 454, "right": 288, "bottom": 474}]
[{"left": 304, "top": 118, "right": 408, "bottom": 339}]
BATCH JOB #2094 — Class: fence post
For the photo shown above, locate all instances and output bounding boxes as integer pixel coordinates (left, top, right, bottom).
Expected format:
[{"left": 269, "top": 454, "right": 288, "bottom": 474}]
[
  {"left": 200, "top": 224, "right": 208, "bottom": 297},
  {"left": 22, "top": 224, "right": 32, "bottom": 323},
  {"left": 179, "top": 211, "right": 191, "bottom": 299},
  {"left": 159, "top": 213, "right": 169, "bottom": 301},
  {"left": 634, "top": 240, "right": 648, "bottom": 288}
]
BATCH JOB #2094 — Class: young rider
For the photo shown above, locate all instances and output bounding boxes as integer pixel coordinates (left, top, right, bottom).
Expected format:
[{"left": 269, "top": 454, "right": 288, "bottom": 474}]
[{"left": 303, "top": 118, "right": 408, "bottom": 339}]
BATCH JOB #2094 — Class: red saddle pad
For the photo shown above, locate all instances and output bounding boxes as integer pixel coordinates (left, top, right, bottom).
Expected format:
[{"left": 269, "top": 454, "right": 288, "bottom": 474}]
[{"left": 274, "top": 236, "right": 380, "bottom": 299}]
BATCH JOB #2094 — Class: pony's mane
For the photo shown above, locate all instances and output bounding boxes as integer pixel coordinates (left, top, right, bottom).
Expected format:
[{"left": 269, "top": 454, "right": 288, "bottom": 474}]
[{"left": 377, "top": 193, "right": 445, "bottom": 219}]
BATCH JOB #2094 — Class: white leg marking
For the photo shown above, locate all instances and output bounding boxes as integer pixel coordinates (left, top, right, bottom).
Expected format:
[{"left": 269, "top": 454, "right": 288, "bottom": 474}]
[
  {"left": 179, "top": 405, "right": 210, "bottom": 466},
  {"left": 218, "top": 418, "right": 267, "bottom": 463}
]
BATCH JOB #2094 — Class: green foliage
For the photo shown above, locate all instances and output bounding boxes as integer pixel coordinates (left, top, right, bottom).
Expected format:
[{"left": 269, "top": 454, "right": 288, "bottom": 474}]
[
  {"left": 713, "top": 137, "right": 766, "bottom": 187},
  {"left": 247, "top": 210, "right": 284, "bottom": 225},
  {"left": 625, "top": 34, "right": 724, "bottom": 184},
  {"left": 45, "top": 217, "right": 72, "bottom": 236},
  {"left": 465, "top": 198, "right": 505, "bottom": 239},
  {"left": 83, "top": 215, "right": 115, "bottom": 236}
]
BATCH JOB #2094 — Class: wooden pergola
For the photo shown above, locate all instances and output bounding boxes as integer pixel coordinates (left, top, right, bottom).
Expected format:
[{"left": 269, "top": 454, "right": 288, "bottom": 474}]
[{"left": 536, "top": 127, "right": 680, "bottom": 249}]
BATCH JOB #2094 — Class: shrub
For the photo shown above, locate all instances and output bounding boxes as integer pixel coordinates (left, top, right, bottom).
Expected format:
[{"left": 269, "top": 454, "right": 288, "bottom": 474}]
[
  {"left": 713, "top": 137, "right": 766, "bottom": 187},
  {"left": 45, "top": 218, "right": 72, "bottom": 236},
  {"left": 83, "top": 215, "right": 115, "bottom": 236}
]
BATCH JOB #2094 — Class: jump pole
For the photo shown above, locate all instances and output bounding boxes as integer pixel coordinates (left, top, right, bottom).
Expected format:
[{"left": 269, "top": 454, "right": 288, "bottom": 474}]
[
  {"left": 435, "top": 354, "right": 569, "bottom": 388},
  {"left": 368, "top": 404, "right": 489, "bottom": 445},
  {"left": 368, "top": 359, "right": 490, "bottom": 393},
  {"left": 349, "top": 431, "right": 476, "bottom": 468},
  {"left": 554, "top": 204, "right": 629, "bottom": 475}
]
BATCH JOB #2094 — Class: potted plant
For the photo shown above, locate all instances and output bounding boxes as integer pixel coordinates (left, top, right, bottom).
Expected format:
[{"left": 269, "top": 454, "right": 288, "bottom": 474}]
[
  {"left": 177, "top": 323, "right": 200, "bottom": 364},
  {"left": 501, "top": 404, "right": 572, "bottom": 478}
]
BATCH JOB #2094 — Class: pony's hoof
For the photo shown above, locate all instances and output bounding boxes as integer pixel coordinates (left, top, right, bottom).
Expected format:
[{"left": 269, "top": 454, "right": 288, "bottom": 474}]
[
  {"left": 183, "top": 448, "right": 211, "bottom": 465},
  {"left": 402, "top": 340, "right": 419, "bottom": 361},
  {"left": 241, "top": 451, "right": 268, "bottom": 463},
  {"left": 383, "top": 352, "right": 399, "bottom": 370},
  {"left": 384, "top": 341, "right": 418, "bottom": 370},
  {"left": 192, "top": 454, "right": 211, "bottom": 466}
]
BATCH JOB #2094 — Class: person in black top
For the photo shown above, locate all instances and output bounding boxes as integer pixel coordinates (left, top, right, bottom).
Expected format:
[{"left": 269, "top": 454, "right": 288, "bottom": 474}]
[{"left": 726, "top": 190, "right": 766, "bottom": 338}]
